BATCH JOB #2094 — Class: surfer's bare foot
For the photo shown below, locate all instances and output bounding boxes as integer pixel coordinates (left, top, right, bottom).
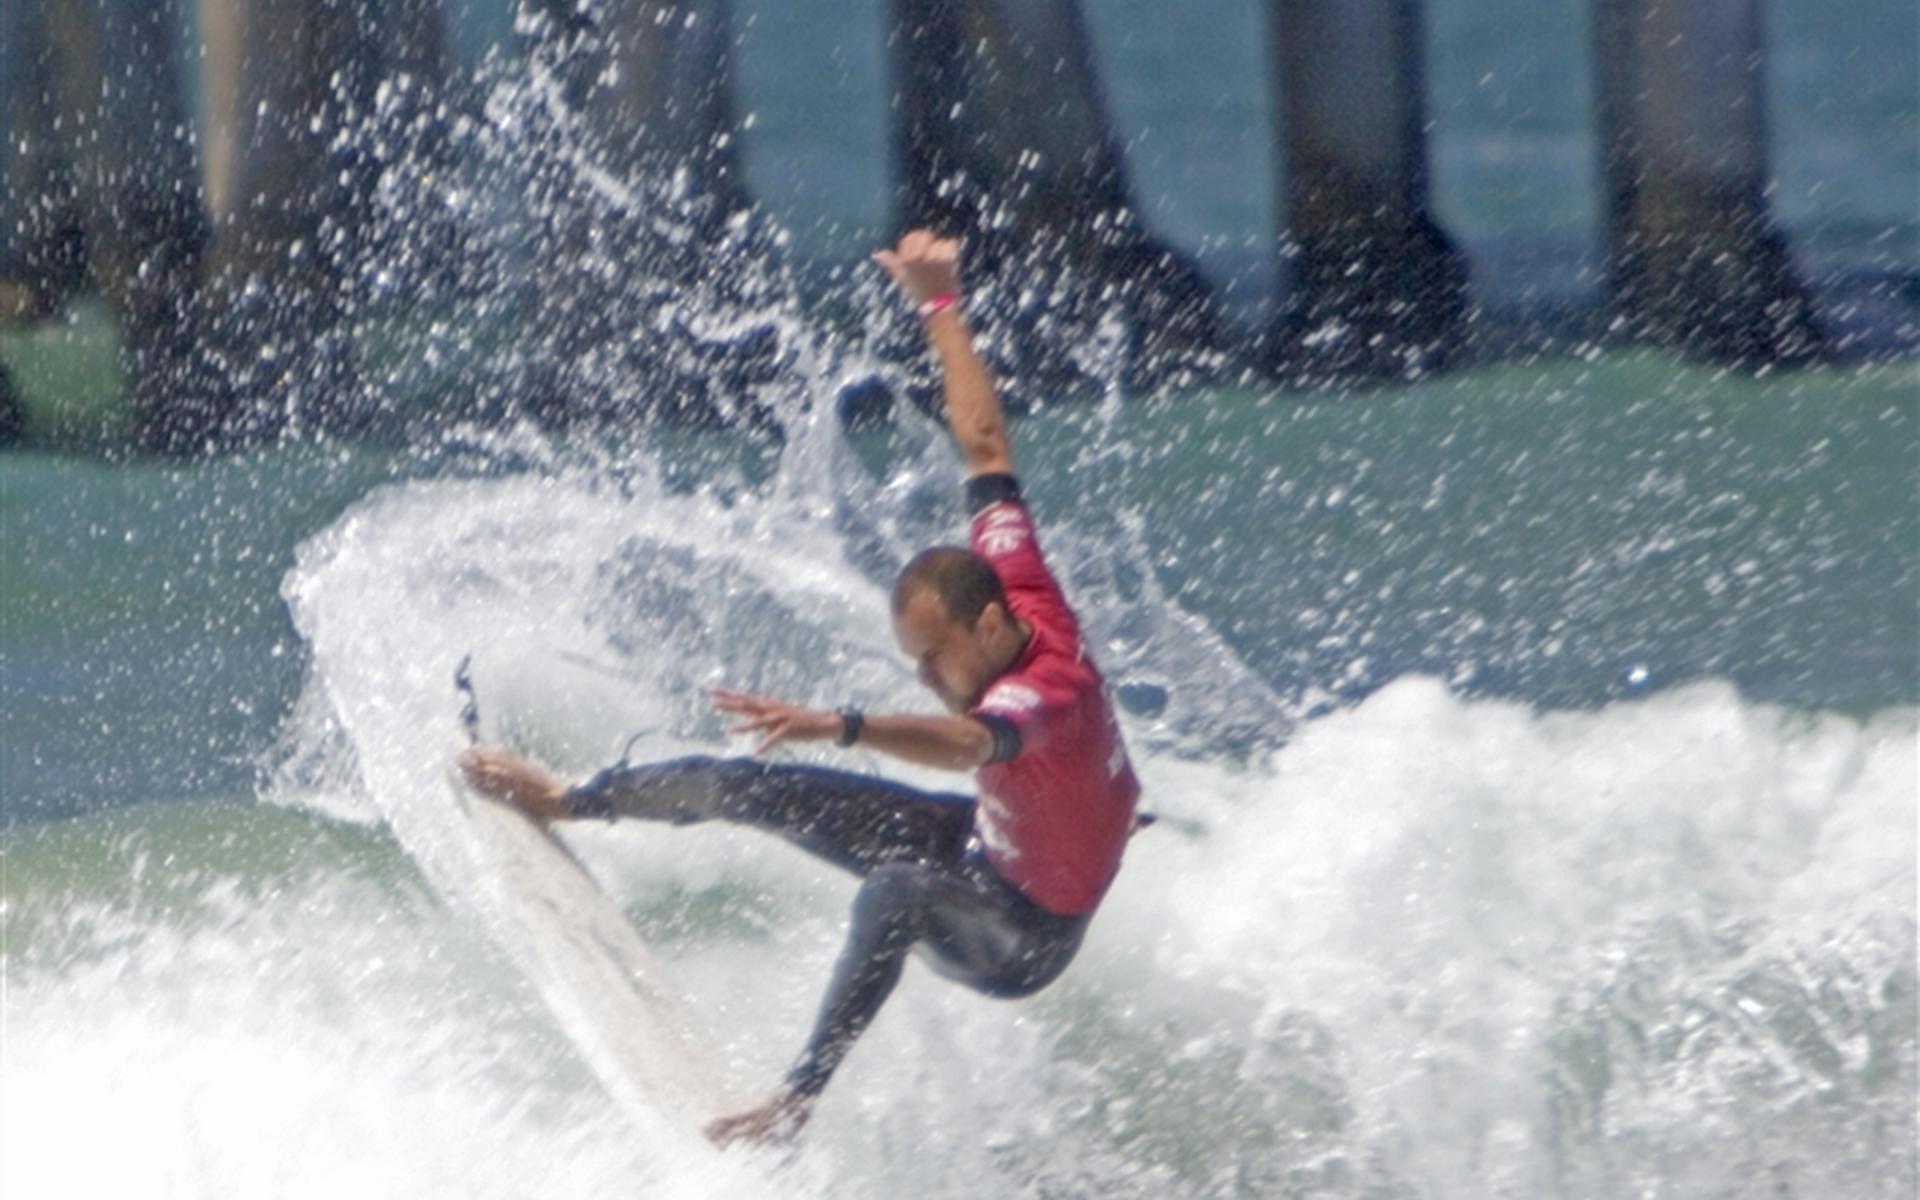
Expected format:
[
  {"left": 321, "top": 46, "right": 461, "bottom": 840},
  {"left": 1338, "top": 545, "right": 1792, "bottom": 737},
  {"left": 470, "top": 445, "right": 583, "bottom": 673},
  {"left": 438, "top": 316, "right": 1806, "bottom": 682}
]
[
  {"left": 457, "top": 746, "right": 570, "bottom": 822},
  {"left": 704, "top": 1089, "right": 813, "bottom": 1149}
]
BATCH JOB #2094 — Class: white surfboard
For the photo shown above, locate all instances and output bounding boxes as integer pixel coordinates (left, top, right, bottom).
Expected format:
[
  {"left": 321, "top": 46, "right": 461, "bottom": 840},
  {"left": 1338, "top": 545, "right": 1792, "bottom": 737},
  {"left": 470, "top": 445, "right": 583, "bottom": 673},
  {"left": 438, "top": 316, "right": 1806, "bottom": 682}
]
[{"left": 446, "top": 771, "right": 750, "bottom": 1134}]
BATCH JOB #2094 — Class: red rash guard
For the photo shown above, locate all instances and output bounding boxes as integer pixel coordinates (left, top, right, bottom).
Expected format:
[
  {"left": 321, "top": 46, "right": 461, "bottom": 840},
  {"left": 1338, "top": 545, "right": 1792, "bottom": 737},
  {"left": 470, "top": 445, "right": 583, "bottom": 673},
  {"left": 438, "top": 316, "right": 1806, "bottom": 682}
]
[{"left": 967, "top": 481, "right": 1140, "bottom": 916}]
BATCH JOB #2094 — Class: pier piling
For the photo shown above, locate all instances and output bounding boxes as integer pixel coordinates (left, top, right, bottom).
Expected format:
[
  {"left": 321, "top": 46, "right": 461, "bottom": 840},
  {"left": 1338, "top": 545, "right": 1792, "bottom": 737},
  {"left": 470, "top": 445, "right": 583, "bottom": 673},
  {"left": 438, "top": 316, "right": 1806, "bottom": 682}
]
[
  {"left": 889, "top": 0, "right": 1220, "bottom": 383},
  {"left": 1592, "top": 0, "right": 1823, "bottom": 364},
  {"left": 1270, "top": 0, "right": 1468, "bottom": 376},
  {"left": 29, "top": 0, "right": 230, "bottom": 451}
]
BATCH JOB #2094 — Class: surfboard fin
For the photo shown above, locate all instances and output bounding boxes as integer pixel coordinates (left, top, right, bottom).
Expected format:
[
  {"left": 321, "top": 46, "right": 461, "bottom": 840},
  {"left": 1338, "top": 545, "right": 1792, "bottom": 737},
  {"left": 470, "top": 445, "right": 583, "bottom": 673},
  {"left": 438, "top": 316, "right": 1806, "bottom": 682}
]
[{"left": 455, "top": 654, "right": 482, "bottom": 745}]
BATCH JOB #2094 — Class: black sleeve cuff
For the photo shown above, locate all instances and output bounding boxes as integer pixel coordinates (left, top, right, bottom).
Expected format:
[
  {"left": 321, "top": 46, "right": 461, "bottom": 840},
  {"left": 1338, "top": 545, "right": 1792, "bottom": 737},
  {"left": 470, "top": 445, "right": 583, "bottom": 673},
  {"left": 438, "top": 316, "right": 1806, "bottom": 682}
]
[
  {"left": 976, "top": 714, "right": 1024, "bottom": 764},
  {"left": 965, "top": 472, "right": 1022, "bottom": 515}
]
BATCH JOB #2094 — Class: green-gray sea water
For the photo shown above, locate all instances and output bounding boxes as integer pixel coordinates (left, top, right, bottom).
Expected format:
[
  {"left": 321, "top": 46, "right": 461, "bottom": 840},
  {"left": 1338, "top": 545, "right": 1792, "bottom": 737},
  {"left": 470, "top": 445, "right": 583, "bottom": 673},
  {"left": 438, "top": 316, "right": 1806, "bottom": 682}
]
[{"left": 6, "top": 354, "right": 1914, "bottom": 1197}]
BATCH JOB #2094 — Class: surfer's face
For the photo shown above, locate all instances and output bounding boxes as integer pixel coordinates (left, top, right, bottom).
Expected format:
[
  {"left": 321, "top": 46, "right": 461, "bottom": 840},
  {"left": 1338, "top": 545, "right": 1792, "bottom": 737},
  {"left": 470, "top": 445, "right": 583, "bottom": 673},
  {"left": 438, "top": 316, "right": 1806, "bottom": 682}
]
[{"left": 892, "top": 587, "right": 1010, "bottom": 713}]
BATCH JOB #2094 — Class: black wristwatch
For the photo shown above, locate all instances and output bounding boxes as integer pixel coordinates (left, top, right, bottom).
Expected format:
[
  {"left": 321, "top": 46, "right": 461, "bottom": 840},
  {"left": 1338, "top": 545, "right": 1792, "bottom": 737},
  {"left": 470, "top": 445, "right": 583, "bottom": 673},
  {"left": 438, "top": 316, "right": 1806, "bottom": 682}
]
[{"left": 837, "top": 707, "right": 864, "bottom": 747}]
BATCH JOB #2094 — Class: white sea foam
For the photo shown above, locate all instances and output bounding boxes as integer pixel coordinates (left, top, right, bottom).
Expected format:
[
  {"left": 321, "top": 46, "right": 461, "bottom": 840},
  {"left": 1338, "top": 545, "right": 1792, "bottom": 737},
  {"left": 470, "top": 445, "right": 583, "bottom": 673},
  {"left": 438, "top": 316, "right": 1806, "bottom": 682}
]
[
  {"left": 6, "top": 679, "right": 1910, "bottom": 1198},
  {"left": 221, "top": 458, "right": 1917, "bottom": 1196},
  {"left": 1, "top": 867, "right": 645, "bottom": 1199}
]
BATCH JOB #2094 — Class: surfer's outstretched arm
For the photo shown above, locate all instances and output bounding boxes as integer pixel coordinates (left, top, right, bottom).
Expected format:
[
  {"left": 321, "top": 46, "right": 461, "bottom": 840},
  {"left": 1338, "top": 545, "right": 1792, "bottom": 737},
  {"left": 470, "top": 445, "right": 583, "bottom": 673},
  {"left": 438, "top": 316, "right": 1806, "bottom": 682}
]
[
  {"left": 873, "top": 231, "right": 1014, "bottom": 478},
  {"left": 712, "top": 689, "right": 992, "bottom": 769}
]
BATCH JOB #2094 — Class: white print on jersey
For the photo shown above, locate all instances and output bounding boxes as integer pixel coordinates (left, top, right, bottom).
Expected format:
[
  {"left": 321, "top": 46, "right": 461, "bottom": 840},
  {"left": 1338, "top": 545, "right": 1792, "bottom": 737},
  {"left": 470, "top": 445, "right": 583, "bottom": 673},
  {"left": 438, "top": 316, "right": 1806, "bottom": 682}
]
[
  {"left": 981, "top": 681, "right": 1043, "bottom": 714},
  {"left": 976, "top": 505, "right": 1030, "bottom": 557},
  {"left": 975, "top": 790, "right": 1020, "bottom": 861},
  {"left": 978, "top": 527, "right": 1028, "bottom": 556}
]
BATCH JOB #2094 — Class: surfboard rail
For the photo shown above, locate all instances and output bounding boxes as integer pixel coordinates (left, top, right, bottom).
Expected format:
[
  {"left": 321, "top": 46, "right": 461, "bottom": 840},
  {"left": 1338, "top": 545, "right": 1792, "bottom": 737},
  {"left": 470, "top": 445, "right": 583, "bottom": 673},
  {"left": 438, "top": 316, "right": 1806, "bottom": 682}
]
[{"left": 449, "top": 770, "right": 752, "bottom": 1134}]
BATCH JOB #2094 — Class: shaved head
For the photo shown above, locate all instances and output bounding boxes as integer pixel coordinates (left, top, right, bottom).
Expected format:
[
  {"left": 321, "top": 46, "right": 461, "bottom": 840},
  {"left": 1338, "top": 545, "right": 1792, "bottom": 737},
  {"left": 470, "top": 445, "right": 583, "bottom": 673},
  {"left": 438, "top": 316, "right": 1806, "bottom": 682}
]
[{"left": 891, "top": 546, "right": 1007, "bottom": 627}]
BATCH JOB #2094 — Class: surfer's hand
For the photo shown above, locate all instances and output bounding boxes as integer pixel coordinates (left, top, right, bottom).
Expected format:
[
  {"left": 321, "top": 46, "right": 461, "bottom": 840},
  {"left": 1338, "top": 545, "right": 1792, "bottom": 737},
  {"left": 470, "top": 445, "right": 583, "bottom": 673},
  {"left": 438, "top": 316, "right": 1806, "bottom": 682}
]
[
  {"left": 873, "top": 229, "right": 962, "bottom": 306},
  {"left": 712, "top": 690, "right": 842, "bottom": 756},
  {"left": 704, "top": 1089, "right": 812, "bottom": 1149},
  {"left": 458, "top": 746, "right": 570, "bottom": 822}
]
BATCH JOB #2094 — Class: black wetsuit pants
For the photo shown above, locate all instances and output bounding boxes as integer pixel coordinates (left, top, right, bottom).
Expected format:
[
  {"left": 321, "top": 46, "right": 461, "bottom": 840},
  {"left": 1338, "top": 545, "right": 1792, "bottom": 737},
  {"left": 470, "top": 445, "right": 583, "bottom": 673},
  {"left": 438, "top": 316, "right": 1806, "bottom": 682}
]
[{"left": 568, "top": 756, "right": 1089, "bottom": 1098}]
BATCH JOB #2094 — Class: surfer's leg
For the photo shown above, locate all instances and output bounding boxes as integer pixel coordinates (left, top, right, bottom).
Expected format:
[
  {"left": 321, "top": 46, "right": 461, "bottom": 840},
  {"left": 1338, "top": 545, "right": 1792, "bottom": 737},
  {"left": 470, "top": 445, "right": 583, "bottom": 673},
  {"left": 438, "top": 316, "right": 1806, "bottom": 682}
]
[
  {"left": 914, "top": 859, "right": 1089, "bottom": 999},
  {"left": 568, "top": 756, "right": 974, "bottom": 878},
  {"left": 784, "top": 859, "right": 1087, "bottom": 1098},
  {"left": 784, "top": 861, "right": 959, "bottom": 1098}
]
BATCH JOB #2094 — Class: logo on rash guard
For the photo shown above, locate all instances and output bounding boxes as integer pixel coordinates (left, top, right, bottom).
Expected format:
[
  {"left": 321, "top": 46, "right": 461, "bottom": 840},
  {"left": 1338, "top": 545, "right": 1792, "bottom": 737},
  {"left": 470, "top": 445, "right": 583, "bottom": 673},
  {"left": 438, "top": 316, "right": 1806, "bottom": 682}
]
[
  {"left": 975, "top": 791, "right": 1019, "bottom": 861},
  {"left": 976, "top": 507, "right": 1029, "bottom": 556},
  {"left": 982, "top": 681, "right": 1042, "bottom": 714}
]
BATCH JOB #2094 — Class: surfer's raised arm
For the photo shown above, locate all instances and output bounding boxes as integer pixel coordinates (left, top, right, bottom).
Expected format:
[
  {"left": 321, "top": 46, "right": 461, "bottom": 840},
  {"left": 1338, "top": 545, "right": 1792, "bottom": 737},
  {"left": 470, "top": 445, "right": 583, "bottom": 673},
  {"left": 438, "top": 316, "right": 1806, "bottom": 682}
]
[{"left": 873, "top": 231, "right": 1014, "bottom": 478}]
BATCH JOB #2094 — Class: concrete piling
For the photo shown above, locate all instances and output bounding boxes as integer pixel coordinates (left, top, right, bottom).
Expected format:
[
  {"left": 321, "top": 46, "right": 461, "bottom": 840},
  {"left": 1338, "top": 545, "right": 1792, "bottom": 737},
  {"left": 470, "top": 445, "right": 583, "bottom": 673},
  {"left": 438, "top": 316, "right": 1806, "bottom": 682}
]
[
  {"left": 1, "top": 2, "right": 88, "bottom": 323},
  {"left": 199, "top": 0, "right": 380, "bottom": 434},
  {"left": 888, "top": 0, "right": 1220, "bottom": 384},
  {"left": 0, "top": 0, "right": 1854, "bottom": 452},
  {"left": 1592, "top": 0, "right": 1822, "bottom": 364},
  {"left": 514, "top": 0, "right": 773, "bottom": 427},
  {"left": 524, "top": 0, "right": 748, "bottom": 215},
  {"left": 26, "top": 0, "right": 231, "bottom": 450},
  {"left": 1270, "top": 0, "right": 1467, "bottom": 376}
]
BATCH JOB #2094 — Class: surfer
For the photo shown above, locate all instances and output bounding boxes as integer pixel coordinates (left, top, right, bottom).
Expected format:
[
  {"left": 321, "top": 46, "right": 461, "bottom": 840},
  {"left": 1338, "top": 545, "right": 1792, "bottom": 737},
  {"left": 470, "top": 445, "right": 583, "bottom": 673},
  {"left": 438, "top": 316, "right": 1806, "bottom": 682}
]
[{"left": 459, "top": 230, "right": 1141, "bottom": 1147}]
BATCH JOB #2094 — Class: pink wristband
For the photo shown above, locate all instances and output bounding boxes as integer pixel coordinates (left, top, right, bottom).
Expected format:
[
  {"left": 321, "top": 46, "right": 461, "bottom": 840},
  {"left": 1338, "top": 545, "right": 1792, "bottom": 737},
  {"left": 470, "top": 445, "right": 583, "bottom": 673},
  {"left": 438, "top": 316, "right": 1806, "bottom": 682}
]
[{"left": 916, "top": 292, "right": 961, "bottom": 321}]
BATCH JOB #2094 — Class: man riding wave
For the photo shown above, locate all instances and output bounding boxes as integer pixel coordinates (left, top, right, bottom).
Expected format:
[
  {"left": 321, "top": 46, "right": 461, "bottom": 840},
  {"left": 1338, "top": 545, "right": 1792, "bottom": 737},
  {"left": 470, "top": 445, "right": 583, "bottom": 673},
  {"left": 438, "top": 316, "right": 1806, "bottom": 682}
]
[{"left": 459, "top": 230, "right": 1141, "bottom": 1146}]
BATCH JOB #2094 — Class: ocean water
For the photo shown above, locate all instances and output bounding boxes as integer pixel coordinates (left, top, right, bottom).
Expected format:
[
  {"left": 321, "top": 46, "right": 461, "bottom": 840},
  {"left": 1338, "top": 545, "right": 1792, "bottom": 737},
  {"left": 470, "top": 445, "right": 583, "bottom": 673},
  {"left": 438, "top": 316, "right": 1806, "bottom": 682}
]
[
  {"left": 5, "top": 348, "right": 1914, "bottom": 1197},
  {"left": 5, "top": 4, "right": 1918, "bottom": 1197}
]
